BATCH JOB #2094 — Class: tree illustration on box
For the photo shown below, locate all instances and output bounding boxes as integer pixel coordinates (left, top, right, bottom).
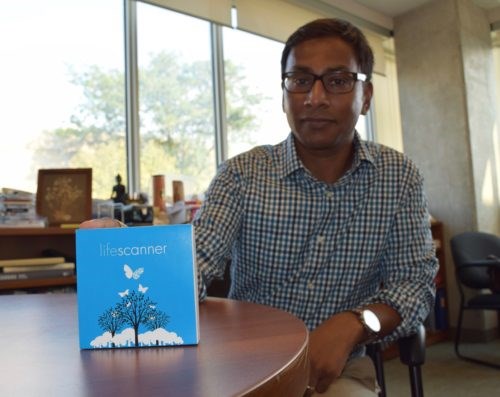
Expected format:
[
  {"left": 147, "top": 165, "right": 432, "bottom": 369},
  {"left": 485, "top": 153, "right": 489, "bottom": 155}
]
[
  {"left": 93, "top": 264, "right": 180, "bottom": 348},
  {"left": 145, "top": 310, "right": 170, "bottom": 346},
  {"left": 98, "top": 308, "right": 126, "bottom": 348},
  {"left": 115, "top": 290, "right": 157, "bottom": 347}
]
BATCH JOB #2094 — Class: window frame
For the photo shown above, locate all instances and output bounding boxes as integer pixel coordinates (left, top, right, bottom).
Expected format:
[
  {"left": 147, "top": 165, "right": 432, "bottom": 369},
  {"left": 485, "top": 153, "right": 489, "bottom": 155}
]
[{"left": 124, "top": 0, "right": 375, "bottom": 193}]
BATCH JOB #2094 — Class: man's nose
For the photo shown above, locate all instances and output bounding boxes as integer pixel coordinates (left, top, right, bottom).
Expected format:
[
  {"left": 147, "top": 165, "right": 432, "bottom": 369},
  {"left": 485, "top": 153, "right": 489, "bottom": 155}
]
[{"left": 306, "top": 79, "right": 329, "bottom": 105}]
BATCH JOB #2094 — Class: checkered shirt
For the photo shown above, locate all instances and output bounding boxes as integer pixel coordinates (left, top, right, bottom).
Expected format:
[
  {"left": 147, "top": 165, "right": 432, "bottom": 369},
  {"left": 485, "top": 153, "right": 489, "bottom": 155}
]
[{"left": 194, "top": 133, "right": 438, "bottom": 343}]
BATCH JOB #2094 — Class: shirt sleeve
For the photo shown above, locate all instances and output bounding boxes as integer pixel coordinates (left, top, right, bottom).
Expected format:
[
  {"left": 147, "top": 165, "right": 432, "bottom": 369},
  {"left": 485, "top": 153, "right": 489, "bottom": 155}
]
[
  {"left": 364, "top": 164, "right": 439, "bottom": 343},
  {"left": 193, "top": 161, "right": 244, "bottom": 301}
]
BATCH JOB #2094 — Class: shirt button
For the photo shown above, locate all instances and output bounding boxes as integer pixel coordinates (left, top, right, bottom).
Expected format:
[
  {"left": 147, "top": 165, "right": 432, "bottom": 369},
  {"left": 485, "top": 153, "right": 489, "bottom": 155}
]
[
  {"left": 307, "top": 281, "right": 314, "bottom": 289},
  {"left": 317, "top": 235, "right": 325, "bottom": 244},
  {"left": 325, "top": 191, "right": 333, "bottom": 198}
]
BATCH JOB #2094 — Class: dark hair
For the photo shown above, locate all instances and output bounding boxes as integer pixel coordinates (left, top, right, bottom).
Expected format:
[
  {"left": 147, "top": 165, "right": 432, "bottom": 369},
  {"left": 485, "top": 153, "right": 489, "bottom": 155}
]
[{"left": 281, "top": 18, "right": 374, "bottom": 80}]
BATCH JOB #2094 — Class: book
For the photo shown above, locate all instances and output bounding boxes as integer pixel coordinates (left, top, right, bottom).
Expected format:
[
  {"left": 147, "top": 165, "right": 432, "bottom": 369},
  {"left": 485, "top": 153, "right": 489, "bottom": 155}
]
[
  {"left": 0, "top": 257, "right": 66, "bottom": 267},
  {"left": 76, "top": 224, "right": 199, "bottom": 350},
  {"left": 60, "top": 223, "right": 80, "bottom": 229},
  {"left": 1, "top": 187, "right": 35, "bottom": 199},
  {"left": 1, "top": 262, "right": 75, "bottom": 273},
  {"left": 434, "top": 287, "right": 448, "bottom": 330},
  {"left": 0, "top": 268, "right": 74, "bottom": 281},
  {"left": 434, "top": 267, "right": 445, "bottom": 287},
  {"left": 0, "top": 218, "right": 47, "bottom": 228}
]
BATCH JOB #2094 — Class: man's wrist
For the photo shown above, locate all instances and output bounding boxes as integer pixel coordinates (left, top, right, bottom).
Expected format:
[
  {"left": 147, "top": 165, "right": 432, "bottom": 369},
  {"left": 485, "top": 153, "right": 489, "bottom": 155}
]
[{"left": 347, "top": 308, "right": 381, "bottom": 344}]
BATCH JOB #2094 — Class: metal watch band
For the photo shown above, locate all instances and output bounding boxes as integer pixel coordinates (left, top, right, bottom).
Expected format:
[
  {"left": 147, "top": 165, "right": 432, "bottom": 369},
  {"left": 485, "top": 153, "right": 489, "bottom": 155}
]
[{"left": 348, "top": 308, "right": 380, "bottom": 343}]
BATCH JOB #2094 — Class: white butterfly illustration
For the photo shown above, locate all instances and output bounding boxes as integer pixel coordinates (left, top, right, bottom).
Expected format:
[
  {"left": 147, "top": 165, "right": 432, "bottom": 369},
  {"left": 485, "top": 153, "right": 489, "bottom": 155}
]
[
  {"left": 123, "top": 264, "right": 144, "bottom": 280},
  {"left": 138, "top": 284, "right": 149, "bottom": 293},
  {"left": 118, "top": 289, "right": 129, "bottom": 297}
]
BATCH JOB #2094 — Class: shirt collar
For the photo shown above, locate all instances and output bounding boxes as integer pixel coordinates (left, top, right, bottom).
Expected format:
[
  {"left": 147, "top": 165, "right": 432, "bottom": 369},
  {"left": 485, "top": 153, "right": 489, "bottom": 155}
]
[
  {"left": 278, "top": 132, "right": 376, "bottom": 180},
  {"left": 353, "top": 132, "right": 376, "bottom": 168},
  {"left": 278, "top": 133, "right": 303, "bottom": 179}
]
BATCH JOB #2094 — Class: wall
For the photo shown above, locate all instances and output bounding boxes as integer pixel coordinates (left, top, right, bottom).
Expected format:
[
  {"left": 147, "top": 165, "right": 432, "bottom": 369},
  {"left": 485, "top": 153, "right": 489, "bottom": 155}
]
[
  {"left": 460, "top": 1, "right": 500, "bottom": 235},
  {"left": 395, "top": 0, "right": 500, "bottom": 339}
]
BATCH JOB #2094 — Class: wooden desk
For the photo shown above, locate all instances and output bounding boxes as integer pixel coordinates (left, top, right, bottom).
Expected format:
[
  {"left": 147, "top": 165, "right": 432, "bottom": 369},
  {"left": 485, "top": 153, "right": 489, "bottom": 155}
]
[{"left": 0, "top": 294, "right": 309, "bottom": 396}]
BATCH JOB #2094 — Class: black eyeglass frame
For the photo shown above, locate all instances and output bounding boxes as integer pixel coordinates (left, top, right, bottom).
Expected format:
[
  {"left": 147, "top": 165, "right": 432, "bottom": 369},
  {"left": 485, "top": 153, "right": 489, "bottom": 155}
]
[{"left": 281, "top": 71, "right": 369, "bottom": 94}]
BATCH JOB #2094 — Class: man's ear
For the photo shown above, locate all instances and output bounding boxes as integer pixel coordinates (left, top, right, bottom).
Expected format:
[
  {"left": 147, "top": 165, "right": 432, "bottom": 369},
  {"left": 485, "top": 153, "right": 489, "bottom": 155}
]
[{"left": 361, "top": 81, "right": 373, "bottom": 115}]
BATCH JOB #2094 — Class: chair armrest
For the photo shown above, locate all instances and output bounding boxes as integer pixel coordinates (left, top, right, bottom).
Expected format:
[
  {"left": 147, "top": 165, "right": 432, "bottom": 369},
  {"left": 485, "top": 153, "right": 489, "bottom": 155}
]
[
  {"left": 399, "top": 323, "right": 426, "bottom": 366},
  {"left": 365, "top": 342, "right": 386, "bottom": 395},
  {"left": 458, "top": 259, "right": 500, "bottom": 268}
]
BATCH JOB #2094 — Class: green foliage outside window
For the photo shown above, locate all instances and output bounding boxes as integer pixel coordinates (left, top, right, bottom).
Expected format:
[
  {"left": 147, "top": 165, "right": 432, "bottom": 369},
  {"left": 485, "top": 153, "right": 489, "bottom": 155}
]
[{"left": 32, "top": 51, "right": 262, "bottom": 200}]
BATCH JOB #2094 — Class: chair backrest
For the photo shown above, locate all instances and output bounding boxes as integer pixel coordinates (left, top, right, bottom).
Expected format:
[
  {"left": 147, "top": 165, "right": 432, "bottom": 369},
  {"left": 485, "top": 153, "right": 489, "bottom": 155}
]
[{"left": 450, "top": 232, "right": 500, "bottom": 290}]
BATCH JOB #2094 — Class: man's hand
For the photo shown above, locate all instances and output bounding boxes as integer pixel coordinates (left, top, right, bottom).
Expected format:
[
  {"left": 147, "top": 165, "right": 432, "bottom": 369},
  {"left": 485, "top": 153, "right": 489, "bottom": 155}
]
[
  {"left": 307, "top": 312, "right": 364, "bottom": 393},
  {"left": 308, "top": 303, "right": 401, "bottom": 393},
  {"left": 79, "top": 218, "right": 124, "bottom": 229}
]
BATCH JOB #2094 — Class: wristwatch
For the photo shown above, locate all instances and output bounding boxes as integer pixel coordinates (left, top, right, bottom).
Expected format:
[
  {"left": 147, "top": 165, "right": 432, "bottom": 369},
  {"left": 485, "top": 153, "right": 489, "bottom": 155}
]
[{"left": 349, "top": 308, "right": 381, "bottom": 343}]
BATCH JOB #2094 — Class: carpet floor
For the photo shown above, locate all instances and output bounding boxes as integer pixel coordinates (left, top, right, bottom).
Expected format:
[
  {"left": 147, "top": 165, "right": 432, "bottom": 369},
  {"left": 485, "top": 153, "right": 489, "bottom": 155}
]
[{"left": 384, "top": 339, "right": 500, "bottom": 396}]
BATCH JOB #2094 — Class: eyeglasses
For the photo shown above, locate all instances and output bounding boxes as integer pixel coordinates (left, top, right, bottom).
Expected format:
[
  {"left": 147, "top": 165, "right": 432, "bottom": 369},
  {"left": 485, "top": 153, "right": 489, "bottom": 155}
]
[{"left": 282, "top": 71, "right": 368, "bottom": 94}]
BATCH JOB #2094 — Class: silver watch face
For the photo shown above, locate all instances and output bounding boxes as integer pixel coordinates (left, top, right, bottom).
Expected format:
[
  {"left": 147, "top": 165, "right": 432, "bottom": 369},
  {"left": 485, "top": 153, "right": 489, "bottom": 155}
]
[{"left": 362, "top": 310, "right": 381, "bottom": 333}]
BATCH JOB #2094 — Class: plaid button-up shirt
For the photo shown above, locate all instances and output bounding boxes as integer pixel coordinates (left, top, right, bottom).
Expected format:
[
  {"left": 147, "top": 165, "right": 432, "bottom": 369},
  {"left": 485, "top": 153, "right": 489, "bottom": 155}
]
[{"left": 194, "top": 133, "right": 437, "bottom": 342}]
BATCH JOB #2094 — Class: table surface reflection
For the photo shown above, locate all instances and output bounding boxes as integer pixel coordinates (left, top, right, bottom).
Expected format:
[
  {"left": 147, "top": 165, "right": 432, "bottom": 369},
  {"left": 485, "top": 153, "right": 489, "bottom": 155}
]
[{"left": 0, "top": 293, "right": 308, "bottom": 396}]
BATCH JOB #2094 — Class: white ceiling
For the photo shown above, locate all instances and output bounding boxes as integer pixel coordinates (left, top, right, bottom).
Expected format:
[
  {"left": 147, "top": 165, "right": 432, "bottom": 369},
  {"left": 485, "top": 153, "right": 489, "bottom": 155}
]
[
  {"left": 315, "top": 0, "right": 500, "bottom": 33},
  {"left": 354, "top": 0, "right": 500, "bottom": 17}
]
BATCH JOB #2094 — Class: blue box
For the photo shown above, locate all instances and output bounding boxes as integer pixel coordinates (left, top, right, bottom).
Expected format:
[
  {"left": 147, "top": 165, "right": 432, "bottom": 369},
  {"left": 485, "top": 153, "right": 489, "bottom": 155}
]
[{"left": 76, "top": 224, "right": 199, "bottom": 349}]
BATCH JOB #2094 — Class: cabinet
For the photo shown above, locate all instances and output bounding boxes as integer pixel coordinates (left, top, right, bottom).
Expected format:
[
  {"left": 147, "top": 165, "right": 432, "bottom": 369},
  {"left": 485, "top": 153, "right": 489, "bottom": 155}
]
[{"left": 0, "top": 227, "right": 76, "bottom": 291}]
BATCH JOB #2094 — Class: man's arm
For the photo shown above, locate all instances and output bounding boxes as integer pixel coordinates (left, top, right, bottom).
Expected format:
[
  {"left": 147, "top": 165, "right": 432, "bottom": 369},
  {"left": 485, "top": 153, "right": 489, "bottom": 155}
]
[
  {"left": 308, "top": 303, "right": 400, "bottom": 393},
  {"left": 367, "top": 168, "right": 437, "bottom": 342},
  {"left": 193, "top": 161, "right": 244, "bottom": 300},
  {"left": 308, "top": 162, "right": 438, "bottom": 394}
]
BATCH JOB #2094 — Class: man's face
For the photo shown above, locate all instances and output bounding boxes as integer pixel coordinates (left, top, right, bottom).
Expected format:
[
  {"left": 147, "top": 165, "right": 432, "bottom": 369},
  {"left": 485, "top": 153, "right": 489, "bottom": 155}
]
[{"left": 282, "top": 36, "right": 372, "bottom": 154}]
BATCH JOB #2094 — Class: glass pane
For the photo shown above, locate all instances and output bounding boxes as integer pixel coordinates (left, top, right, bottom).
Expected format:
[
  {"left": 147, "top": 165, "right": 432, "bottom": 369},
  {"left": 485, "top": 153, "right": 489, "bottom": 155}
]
[
  {"left": 357, "top": 115, "right": 368, "bottom": 140},
  {"left": 222, "top": 28, "right": 290, "bottom": 158},
  {"left": 137, "top": 4, "right": 216, "bottom": 201},
  {"left": 0, "top": 0, "right": 125, "bottom": 199}
]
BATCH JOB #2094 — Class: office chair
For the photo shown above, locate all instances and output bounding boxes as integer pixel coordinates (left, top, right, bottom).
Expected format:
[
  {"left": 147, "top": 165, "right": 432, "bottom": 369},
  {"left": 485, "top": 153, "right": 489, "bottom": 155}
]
[
  {"left": 366, "top": 324, "right": 426, "bottom": 397},
  {"left": 207, "top": 272, "right": 427, "bottom": 396},
  {"left": 450, "top": 231, "right": 500, "bottom": 369}
]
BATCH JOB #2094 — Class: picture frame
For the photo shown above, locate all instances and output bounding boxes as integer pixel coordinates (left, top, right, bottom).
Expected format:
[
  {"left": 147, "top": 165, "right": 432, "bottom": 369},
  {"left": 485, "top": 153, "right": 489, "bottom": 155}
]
[{"left": 36, "top": 168, "right": 92, "bottom": 226}]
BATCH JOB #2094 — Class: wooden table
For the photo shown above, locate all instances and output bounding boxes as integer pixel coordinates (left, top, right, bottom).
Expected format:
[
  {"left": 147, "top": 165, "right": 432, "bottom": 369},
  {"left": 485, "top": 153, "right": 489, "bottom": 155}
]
[{"left": 0, "top": 294, "right": 309, "bottom": 396}]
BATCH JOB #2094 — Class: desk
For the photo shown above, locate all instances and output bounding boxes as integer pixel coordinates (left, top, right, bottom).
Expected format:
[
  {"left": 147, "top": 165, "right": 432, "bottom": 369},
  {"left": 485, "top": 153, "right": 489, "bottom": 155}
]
[{"left": 0, "top": 294, "right": 309, "bottom": 396}]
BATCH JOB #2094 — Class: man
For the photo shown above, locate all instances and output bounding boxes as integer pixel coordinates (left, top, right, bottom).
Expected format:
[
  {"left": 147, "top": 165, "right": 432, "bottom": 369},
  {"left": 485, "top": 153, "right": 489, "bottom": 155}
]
[
  {"left": 82, "top": 18, "right": 437, "bottom": 396},
  {"left": 193, "top": 18, "right": 437, "bottom": 396}
]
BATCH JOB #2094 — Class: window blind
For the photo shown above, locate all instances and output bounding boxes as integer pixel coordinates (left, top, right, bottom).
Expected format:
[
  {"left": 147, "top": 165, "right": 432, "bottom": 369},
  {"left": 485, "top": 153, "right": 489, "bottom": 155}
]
[
  {"left": 140, "top": 0, "right": 232, "bottom": 26},
  {"left": 139, "top": 0, "right": 387, "bottom": 75}
]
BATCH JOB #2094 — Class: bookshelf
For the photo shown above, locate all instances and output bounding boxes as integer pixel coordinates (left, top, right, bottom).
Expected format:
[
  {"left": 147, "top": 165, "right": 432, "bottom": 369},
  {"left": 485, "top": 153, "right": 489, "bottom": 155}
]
[
  {"left": 428, "top": 220, "right": 449, "bottom": 343},
  {"left": 0, "top": 227, "right": 76, "bottom": 291}
]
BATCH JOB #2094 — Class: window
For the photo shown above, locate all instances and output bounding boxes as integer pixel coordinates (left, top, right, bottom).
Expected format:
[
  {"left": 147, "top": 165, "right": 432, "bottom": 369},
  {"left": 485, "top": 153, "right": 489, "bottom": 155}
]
[
  {"left": 371, "top": 38, "right": 403, "bottom": 151},
  {"left": 3, "top": 2, "right": 379, "bottom": 203},
  {"left": 136, "top": 4, "right": 216, "bottom": 200},
  {"left": 0, "top": 0, "right": 125, "bottom": 198},
  {"left": 222, "top": 28, "right": 290, "bottom": 158}
]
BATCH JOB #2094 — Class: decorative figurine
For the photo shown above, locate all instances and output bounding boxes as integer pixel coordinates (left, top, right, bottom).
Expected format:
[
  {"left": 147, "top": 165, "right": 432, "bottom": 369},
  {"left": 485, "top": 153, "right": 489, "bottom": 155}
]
[{"left": 111, "top": 174, "right": 128, "bottom": 204}]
